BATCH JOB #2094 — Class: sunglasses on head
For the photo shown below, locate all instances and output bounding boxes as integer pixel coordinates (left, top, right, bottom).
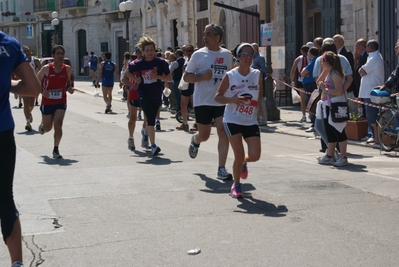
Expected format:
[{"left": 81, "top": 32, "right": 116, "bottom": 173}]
[{"left": 238, "top": 52, "right": 253, "bottom": 57}]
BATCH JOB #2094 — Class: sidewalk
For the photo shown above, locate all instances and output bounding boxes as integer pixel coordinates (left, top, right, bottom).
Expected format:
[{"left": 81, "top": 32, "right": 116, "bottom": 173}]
[
  {"left": 261, "top": 104, "right": 380, "bottom": 150},
  {"left": 72, "top": 76, "right": 378, "bottom": 150}
]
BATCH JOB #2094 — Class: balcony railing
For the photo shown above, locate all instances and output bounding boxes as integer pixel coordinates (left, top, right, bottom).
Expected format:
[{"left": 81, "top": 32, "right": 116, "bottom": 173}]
[
  {"left": 1, "top": 11, "right": 36, "bottom": 25},
  {"left": 61, "top": 0, "right": 87, "bottom": 9},
  {"left": 34, "top": 0, "right": 56, "bottom": 12}
]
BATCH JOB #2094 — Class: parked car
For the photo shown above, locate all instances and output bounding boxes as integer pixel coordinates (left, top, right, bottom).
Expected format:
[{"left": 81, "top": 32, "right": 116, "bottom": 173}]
[{"left": 40, "top": 57, "right": 74, "bottom": 86}]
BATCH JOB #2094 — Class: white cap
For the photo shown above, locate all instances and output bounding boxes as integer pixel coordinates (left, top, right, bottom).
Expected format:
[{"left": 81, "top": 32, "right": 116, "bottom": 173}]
[{"left": 306, "top": 42, "right": 313, "bottom": 47}]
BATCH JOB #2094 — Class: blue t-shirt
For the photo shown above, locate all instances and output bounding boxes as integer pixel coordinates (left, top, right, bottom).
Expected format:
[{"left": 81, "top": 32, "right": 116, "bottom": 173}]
[
  {"left": 90, "top": 55, "right": 98, "bottom": 69},
  {"left": 101, "top": 61, "right": 115, "bottom": 84},
  {"left": 128, "top": 57, "right": 170, "bottom": 100},
  {"left": 0, "top": 32, "right": 28, "bottom": 132},
  {"left": 302, "top": 57, "right": 316, "bottom": 85}
]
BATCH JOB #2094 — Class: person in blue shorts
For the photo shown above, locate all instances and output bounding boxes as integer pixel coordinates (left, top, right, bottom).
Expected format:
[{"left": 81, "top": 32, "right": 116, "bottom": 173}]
[
  {"left": 96, "top": 52, "right": 120, "bottom": 113},
  {"left": 89, "top": 51, "right": 99, "bottom": 86},
  {"left": 0, "top": 30, "right": 42, "bottom": 267}
]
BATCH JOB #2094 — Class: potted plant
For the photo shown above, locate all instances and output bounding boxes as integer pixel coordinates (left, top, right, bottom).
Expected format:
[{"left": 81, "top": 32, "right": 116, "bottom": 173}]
[
  {"left": 9, "top": 12, "right": 16, "bottom": 16},
  {"left": 25, "top": 11, "right": 31, "bottom": 15},
  {"left": 345, "top": 112, "right": 368, "bottom": 141},
  {"left": 4, "top": 11, "right": 11, "bottom": 16},
  {"left": 13, "top": 16, "right": 20, "bottom": 22}
]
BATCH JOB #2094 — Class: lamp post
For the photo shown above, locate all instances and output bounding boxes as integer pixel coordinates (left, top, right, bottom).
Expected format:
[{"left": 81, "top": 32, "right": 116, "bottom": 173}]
[
  {"left": 119, "top": 0, "right": 134, "bottom": 50},
  {"left": 265, "top": 0, "right": 280, "bottom": 121},
  {"left": 51, "top": 11, "right": 59, "bottom": 46}
]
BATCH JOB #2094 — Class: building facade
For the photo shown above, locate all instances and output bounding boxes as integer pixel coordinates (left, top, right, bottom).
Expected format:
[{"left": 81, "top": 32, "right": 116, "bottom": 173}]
[{"left": 1, "top": 0, "right": 397, "bottom": 83}]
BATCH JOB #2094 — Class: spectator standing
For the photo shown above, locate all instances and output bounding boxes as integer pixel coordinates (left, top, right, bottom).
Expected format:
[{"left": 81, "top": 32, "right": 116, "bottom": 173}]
[
  {"left": 290, "top": 45, "right": 310, "bottom": 122},
  {"left": 251, "top": 43, "right": 266, "bottom": 78},
  {"left": 353, "top": 38, "right": 368, "bottom": 98},
  {"left": 380, "top": 39, "right": 399, "bottom": 95},
  {"left": 82, "top": 51, "right": 89, "bottom": 78},
  {"left": 358, "top": 40, "right": 385, "bottom": 143},
  {"left": 0, "top": 30, "right": 41, "bottom": 267},
  {"left": 317, "top": 51, "right": 349, "bottom": 167},
  {"left": 300, "top": 46, "right": 319, "bottom": 132},
  {"left": 169, "top": 49, "right": 185, "bottom": 115}
]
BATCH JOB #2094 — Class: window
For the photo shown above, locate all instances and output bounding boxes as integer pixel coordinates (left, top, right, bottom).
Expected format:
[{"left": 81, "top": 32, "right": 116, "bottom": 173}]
[
  {"left": 198, "top": 0, "right": 207, "bottom": 11},
  {"left": 100, "top": 42, "right": 108, "bottom": 53}
]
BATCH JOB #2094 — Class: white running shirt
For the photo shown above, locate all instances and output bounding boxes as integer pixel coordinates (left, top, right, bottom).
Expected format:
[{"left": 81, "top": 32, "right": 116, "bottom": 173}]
[
  {"left": 185, "top": 47, "right": 232, "bottom": 107},
  {"left": 223, "top": 68, "right": 260, "bottom": 126}
]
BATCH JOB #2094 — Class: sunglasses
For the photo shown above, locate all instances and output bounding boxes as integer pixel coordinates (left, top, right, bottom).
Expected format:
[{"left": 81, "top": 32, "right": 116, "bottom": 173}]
[
  {"left": 185, "top": 49, "right": 194, "bottom": 52},
  {"left": 238, "top": 52, "right": 253, "bottom": 57}
]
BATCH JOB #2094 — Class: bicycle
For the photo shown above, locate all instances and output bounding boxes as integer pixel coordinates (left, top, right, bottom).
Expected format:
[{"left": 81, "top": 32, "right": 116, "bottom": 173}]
[
  {"left": 175, "top": 107, "right": 195, "bottom": 123},
  {"left": 374, "top": 91, "right": 399, "bottom": 152}
]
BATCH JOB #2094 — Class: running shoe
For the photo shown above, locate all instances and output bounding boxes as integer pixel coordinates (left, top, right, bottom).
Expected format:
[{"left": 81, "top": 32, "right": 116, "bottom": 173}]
[
  {"left": 105, "top": 105, "right": 112, "bottom": 114},
  {"left": 141, "top": 128, "right": 149, "bottom": 148},
  {"left": 126, "top": 112, "right": 130, "bottom": 118},
  {"left": 25, "top": 123, "right": 32, "bottom": 131},
  {"left": 188, "top": 135, "right": 199, "bottom": 158},
  {"left": 38, "top": 123, "right": 45, "bottom": 135},
  {"left": 299, "top": 115, "right": 306, "bottom": 122},
  {"left": 138, "top": 112, "right": 142, "bottom": 121},
  {"left": 155, "top": 121, "right": 161, "bottom": 130},
  {"left": 317, "top": 155, "right": 335, "bottom": 165},
  {"left": 241, "top": 163, "right": 248, "bottom": 179},
  {"left": 333, "top": 156, "right": 348, "bottom": 167},
  {"left": 151, "top": 145, "right": 161, "bottom": 156},
  {"left": 230, "top": 183, "right": 243, "bottom": 198},
  {"left": 217, "top": 166, "right": 233, "bottom": 180},
  {"left": 29, "top": 113, "right": 33, "bottom": 123},
  {"left": 53, "top": 149, "right": 63, "bottom": 159},
  {"left": 176, "top": 123, "right": 189, "bottom": 131},
  {"left": 11, "top": 261, "right": 24, "bottom": 267},
  {"left": 127, "top": 138, "right": 135, "bottom": 151}
]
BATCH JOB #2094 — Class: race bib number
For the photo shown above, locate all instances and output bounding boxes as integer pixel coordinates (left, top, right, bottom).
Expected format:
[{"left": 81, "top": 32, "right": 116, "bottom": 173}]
[
  {"left": 47, "top": 89, "right": 62, "bottom": 99},
  {"left": 233, "top": 99, "right": 258, "bottom": 118},
  {"left": 141, "top": 69, "right": 157, "bottom": 84},
  {"left": 212, "top": 64, "right": 227, "bottom": 80}
]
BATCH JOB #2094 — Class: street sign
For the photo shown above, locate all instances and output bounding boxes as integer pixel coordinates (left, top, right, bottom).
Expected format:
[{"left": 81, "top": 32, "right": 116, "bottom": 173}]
[{"left": 261, "top": 23, "right": 272, "bottom": 46}]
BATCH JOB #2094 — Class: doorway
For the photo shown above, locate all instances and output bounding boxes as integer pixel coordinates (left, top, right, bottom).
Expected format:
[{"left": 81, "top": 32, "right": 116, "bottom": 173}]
[{"left": 77, "top": 29, "right": 87, "bottom": 76}]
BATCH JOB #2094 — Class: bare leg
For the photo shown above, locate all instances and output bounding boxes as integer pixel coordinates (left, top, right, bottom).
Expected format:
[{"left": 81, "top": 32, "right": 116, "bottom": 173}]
[
  {"left": 213, "top": 116, "right": 229, "bottom": 167},
  {"left": 52, "top": 109, "right": 66, "bottom": 147}
]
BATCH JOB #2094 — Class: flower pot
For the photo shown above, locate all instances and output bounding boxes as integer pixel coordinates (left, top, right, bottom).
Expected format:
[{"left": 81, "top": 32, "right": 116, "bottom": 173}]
[{"left": 345, "top": 119, "right": 368, "bottom": 141}]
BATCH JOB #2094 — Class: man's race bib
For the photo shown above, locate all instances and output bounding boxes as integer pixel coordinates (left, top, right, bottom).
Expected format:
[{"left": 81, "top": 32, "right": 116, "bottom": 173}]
[
  {"left": 47, "top": 89, "right": 62, "bottom": 99},
  {"left": 211, "top": 59, "right": 228, "bottom": 85},
  {"left": 141, "top": 69, "right": 157, "bottom": 84}
]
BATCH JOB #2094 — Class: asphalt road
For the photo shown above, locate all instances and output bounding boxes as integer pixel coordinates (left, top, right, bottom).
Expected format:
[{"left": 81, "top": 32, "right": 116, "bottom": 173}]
[{"left": 1, "top": 81, "right": 399, "bottom": 267}]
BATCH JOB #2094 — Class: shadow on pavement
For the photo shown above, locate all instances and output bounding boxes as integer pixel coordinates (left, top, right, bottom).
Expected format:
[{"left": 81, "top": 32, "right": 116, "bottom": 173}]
[
  {"left": 40, "top": 156, "right": 78, "bottom": 166},
  {"left": 235, "top": 195, "right": 288, "bottom": 217},
  {"left": 195, "top": 173, "right": 232, "bottom": 194}
]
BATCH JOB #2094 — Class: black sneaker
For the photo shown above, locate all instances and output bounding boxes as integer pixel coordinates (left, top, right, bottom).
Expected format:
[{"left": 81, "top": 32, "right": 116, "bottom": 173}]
[{"left": 53, "top": 149, "right": 63, "bottom": 159}]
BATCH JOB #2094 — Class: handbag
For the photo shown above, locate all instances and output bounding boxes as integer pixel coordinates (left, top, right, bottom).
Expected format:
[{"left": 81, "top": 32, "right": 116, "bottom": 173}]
[
  {"left": 330, "top": 101, "right": 349, "bottom": 122},
  {"left": 306, "top": 89, "right": 321, "bottom": 114},
  {"left": 178, "top": 76, "right": 189, "bottom": 90}
]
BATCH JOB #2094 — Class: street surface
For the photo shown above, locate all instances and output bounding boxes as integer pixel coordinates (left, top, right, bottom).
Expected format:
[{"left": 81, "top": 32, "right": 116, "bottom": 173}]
[{"left": 1, "top": 80, "right": 399, "bottom": 267}]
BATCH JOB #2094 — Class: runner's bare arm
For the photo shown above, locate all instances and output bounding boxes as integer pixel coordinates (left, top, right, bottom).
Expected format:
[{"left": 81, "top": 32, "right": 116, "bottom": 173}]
[{"left": 10, "top": 62, "right": 41, "bottom": 97}]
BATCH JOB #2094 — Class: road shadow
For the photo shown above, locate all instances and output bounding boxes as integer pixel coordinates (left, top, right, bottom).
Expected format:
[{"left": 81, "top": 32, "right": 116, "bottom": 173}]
[
  {"left": 135, "top": 152, "right": 183, "bottom": 165},
  {"left": 194, "top": 173, "right": 256, "bottom": 195},
  {"left": 235, "top": 195, "right": 288, "bottom": 217},
  {"left": 39, "top": 156, "right": 78, "bottom": 166},
  {"left": 16, "top": 130, "right": 39, "bottom": 136}
]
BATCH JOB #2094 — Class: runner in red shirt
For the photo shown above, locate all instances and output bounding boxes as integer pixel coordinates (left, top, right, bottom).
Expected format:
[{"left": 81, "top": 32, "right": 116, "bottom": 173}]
[{"left": 36, "top": 45, "right": 74, "bottom": 159}]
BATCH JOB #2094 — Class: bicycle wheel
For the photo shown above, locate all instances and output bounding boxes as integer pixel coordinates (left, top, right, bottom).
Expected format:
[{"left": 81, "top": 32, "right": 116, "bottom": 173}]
[
  {"left": 175, "top": 110, "right": 183, "bottom": 123},
  {"left": 377, "top": 109, "right": 397, "bottom": 152}
]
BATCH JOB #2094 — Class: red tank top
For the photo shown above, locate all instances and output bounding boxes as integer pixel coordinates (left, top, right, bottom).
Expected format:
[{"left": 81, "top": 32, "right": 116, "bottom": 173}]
[
  {"left": 41, "top": 63, "right": 69, "bottom": 105},
  {"left": 128, "top": 71, "right": 140, "bottom": 101}
]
